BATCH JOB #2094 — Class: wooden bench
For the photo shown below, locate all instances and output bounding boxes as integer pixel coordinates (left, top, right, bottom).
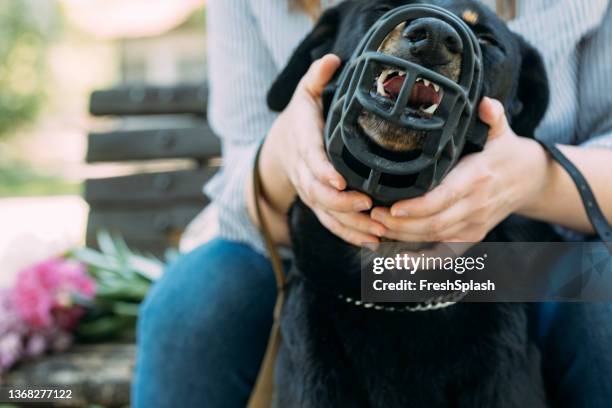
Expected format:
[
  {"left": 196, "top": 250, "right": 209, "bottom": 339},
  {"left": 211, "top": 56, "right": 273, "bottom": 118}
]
[
  {"left": 1, "top": 84, "right": 222, "bottom": 407},
  {"left": 85, "top": 83, "right": 221, "bottom": 255}
]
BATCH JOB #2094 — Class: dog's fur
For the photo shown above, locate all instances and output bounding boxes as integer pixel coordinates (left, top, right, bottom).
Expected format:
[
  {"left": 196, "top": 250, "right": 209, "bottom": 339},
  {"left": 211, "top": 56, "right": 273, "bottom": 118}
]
[{"left": 266, "top": 1, "right": 553, "bottom": 406}]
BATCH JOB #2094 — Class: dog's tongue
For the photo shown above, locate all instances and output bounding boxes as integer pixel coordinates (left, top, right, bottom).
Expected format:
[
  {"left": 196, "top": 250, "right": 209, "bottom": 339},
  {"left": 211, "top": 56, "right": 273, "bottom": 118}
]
[
  {"left": 383, "top": 75, "right": 405, "bottom": 99},
  {"left": 383, "top": 76, "right": 440, "bottom": 106}
]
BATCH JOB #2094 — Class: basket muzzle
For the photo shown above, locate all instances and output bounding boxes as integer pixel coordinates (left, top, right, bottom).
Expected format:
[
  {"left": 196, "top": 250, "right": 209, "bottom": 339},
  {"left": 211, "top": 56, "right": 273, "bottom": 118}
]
[{"left": 324, "top": 4, "right": 488, "bottom": 205}]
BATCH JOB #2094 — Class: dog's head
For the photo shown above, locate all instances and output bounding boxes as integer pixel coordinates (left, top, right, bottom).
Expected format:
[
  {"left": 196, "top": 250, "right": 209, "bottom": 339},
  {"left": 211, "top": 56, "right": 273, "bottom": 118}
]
[{"left": 268, "top": 0, "right": 549, "bottom": 153}]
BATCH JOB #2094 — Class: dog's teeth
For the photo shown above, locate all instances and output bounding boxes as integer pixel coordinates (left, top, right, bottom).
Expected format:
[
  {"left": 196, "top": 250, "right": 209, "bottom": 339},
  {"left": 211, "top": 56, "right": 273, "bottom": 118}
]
[
  {"left": 423, "top": 103, "right": 439, "bottom": 114},
  {"left": 376, "top": 70, "right": 390, "bottom": 96},
  {"left": 423, "top": 79, "right": 431, "bottom": 87},
  {"left": 364, "top": 303, "right": 374, "bottom": 308},
  {"left": 374, "top": 305, "right": 383, "bottom": 310},
  {"left": 416, "top": 77, "right": 423, "bottom": 83},
  {"left": 433, "top": 83, "right": 440, "bottom": 92},
  {"left": 377, "top": 80, "right": 387, "bottom": 96},
  {"left": 354, "top": 300, "right": 362, "bottom": 306},
  {"left": 345, "top": 297, "right": 353, "bottom": 303}
]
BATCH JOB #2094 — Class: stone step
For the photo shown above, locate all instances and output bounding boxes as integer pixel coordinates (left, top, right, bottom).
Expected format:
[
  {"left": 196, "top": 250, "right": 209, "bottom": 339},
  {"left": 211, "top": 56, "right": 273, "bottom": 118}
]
[{"left": 4, "top": 343, "right": 135, "bottom": 407}]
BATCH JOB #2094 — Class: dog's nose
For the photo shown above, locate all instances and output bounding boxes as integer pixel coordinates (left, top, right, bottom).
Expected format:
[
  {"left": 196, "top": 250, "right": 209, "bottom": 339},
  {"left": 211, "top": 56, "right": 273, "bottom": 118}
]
[{"left": 403, "top": 18, "right": 463, "bottom": 64}]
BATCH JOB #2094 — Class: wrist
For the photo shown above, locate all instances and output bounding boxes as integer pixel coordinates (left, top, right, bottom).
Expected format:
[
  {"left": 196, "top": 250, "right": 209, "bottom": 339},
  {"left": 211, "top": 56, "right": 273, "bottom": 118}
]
[
  {"left": 514, "top": 137, "right": 553, "bottom": 216},
  {"left": 259, "top": 120, "right": 297, "bottom": 213}
]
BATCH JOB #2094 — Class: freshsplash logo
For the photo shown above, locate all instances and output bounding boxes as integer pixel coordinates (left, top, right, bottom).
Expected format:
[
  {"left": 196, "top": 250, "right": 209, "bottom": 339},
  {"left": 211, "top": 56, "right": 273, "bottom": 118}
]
[
  {"left": 371, "top": 253, "right": 488, "bottom": 275},
  {"left": 361, "top": 242, "right": 612, "bottom": 303}
]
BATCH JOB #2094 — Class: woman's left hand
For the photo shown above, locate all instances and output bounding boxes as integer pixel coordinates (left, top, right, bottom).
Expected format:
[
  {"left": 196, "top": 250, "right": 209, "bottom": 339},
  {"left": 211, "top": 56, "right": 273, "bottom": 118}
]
[{"left": 371, "top": 97, "right": 550, "bottom": 243}]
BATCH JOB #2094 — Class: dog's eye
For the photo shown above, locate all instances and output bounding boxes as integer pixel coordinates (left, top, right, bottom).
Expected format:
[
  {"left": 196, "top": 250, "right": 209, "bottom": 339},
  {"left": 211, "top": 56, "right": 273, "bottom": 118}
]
[{"left": 477, "top": 33, "right": 500, "bottom": 48}]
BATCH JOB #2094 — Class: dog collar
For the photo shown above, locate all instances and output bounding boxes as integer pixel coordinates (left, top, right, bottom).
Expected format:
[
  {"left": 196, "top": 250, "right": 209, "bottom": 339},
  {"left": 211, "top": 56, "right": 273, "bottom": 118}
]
[{"left": 336, "top": 290, "right": 468, "bottom": 313}]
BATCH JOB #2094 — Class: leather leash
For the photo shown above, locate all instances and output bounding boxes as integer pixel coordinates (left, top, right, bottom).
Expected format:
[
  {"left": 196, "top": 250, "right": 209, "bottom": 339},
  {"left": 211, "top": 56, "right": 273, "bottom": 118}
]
[
  {"left": 247, "top": 146, "right": 286, "bottom": 408},
  {"left": 537, "top": 141, "right": 612, "bottom": 252}
]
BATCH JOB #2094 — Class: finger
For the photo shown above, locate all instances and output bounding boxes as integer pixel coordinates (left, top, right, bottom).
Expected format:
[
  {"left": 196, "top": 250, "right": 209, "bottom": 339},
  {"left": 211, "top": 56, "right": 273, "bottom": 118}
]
[
  {"left": 330, "top": 210, "right": 386, "bottom": 237},
  {"left": 297, "top": 164, "right": 372, "bottom": 212},
  {"left": 314, "top": 208, "right": 379, "bottom": 246},
  {"left": 390, "top": 150, "right": 491, "bottom": 218},
  {"left": 301, "top": 142, "right": 347, "bottom": 191},
  {"left": 400, "top": 242, "right": 475, "bottom": 272},
  {"left": 478, "top": 97, "right": 510, "bottom": 140},
  {"left": 389, "top": 177, "right": 466, "bottom": 218},
  {"left": 374, "top": 200, "right": 473, "bottom": 235},
  {"left": 301, "top": 54, "right": 342, "bottom": 99},
  {"left": 382, "top": 220, "right": 469, "bottom": 243},
  {"left": 445, "top": 225, "right": 488, "bottom": 243}
]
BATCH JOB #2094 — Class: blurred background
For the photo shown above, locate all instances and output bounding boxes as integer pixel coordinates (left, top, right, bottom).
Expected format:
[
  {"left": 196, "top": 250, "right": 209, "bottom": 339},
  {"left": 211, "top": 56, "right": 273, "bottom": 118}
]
[
  {"left": 0, "top": 0, "right": 211, "bottom": 290},
  {"left": 1, "top": 1, "right": 218, "bottom": 405}
]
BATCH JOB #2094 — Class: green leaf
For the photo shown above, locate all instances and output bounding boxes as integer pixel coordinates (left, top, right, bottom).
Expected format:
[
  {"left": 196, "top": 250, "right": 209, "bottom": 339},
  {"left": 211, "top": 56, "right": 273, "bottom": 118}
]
[
  {"left": 76, "top": 315, "right": 135, "bottom": 340},
  {"left": 112, "top": 301, "right": 142, "bottom": 317},
  {"left": 97, "top": 230, "right": 120, "bottom": 258},
  {"left": 94, "top": 281, "right": 150, "bottom": 302},
  {"left": 66, "top": 231, "right": 168, "bottom": 342}
]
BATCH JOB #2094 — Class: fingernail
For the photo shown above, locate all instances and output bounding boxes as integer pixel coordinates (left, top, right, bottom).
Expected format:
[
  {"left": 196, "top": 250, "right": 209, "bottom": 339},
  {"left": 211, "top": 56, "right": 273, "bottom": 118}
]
[
  {"left": 363, "top": 241, "right": 380, "bottom": 250},
  {"left": 354, "top": 200, "right": 371, "bottom": 212},
  {"left": 330, "top": 179, "right": 342, "bottom": 189},
  {"left": 368, "top": 241, "right": 380, "bottom": 251},
  {"left": 392, "top": 209, "right": 407, "bottom": 217},
  {"left": 370, "top": 226, "right": 385, "bottom": 237}
]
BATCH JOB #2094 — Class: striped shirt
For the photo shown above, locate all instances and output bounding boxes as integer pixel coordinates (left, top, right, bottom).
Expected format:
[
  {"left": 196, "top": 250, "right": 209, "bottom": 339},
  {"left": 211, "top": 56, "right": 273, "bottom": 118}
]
[{"left": 181, "top": 0, "right": 612, "bottom": 254}]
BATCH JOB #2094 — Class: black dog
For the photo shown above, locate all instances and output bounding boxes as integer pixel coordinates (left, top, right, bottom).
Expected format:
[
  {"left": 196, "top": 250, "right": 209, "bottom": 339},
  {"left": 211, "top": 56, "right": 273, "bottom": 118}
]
[{"left": 267, "top": 1, "right": 552, "bottom": 406}]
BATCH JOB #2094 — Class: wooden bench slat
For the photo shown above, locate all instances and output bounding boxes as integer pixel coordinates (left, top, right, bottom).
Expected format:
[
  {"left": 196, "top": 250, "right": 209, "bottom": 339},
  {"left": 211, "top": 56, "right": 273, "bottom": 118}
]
[
  {"left": 85, "top": 168, "right": 218, "bottom": 206},
  {"left": 87, "top": 204, "right": 204, "bottom": 238},
  {"left": 86, "top": 234, "right": 178, "bottom": 257},
  {"left": 89, "top": 84, "right": 207, "bottom": 116},
  {"left": 86, "top": 126, "right": 221, "bottom": 162}
]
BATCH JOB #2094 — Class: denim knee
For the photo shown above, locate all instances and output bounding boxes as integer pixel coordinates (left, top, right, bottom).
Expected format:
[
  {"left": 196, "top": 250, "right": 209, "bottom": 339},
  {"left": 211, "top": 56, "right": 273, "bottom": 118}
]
[
  {"left": 133, "top": 238, "right": 278, "bottom": 408},
  {"left": 532, "top": 240, "right": 612, "bottom": 407}
]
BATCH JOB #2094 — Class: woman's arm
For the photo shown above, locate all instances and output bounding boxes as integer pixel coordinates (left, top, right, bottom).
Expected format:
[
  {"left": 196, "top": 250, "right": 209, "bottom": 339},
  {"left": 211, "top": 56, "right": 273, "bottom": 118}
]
[
  {"left": 206, "top": 0, "right": 298, "bottom": 251},
  {"left": 371, "top": 5, "right": 612, "bottom": 242},
  {"left": 526, "top": 2, "right": 612, "bottom": 232},
  {"left": 246, "top": 55, "right": 386, "bottom": 246},
  {"left": 368, "top": 98, "right": 611, "bottom": 243},
  {"left": 518, "top": 143, "right": 612, "bottom": 233}
]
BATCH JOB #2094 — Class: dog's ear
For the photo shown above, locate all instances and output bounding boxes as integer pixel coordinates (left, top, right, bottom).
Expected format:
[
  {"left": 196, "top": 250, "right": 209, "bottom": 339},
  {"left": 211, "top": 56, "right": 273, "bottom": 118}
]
[
  {"left": 267, "top": 7, "right": 341, "bottom": 112},
  {"left": 509, "top": 36, "right": 550, "bottom": 137}
]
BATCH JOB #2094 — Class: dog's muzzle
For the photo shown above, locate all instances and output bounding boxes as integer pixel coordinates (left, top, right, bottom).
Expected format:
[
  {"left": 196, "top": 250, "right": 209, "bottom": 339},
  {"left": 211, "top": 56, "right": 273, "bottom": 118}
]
[{"left": 324, "top": 4, "right": 489, "bottom": 205}]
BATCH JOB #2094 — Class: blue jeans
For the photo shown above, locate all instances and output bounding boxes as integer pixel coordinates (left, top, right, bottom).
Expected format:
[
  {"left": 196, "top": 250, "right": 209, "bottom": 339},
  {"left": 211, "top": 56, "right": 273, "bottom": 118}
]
[{"left": 132, "top": 238, "right": 612, "bottom": 407}]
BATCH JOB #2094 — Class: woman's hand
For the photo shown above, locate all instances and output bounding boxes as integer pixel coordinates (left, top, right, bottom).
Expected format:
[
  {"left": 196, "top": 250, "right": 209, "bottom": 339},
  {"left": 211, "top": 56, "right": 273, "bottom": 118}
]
[
  {"left": 260, "top": 54, "right": 386, "bottom": 246},
  {"left": 370, "top": 97, "right": 550, "bottom": 243}
]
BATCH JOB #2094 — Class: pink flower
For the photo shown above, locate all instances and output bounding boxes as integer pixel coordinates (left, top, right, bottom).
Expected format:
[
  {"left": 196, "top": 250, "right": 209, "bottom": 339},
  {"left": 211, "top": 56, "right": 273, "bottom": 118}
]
[
  {"left": 24, "top": 333, "right": 47, "bottom": 358},
  {"left": 11, "top": 258, "right": 96, "bottom": 329},
  {"left": 0, "top": 332, "right": 23, "bottom": 373}
]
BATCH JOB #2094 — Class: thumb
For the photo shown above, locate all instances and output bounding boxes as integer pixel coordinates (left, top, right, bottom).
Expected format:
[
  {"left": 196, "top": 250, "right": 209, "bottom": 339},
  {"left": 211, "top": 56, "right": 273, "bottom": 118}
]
[
  {"left": 478, "top": 97, "right": 511, "bottom": 140},
  {"left": 301, "top": 54, "right": 342, "bottom": 99}
]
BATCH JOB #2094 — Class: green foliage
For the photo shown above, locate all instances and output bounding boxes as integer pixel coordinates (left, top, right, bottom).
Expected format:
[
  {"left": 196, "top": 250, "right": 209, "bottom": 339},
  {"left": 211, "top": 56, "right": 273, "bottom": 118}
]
[
  {"left": 69, "top": 231, "right": 166, "bottom": 342},
  {"left": 0, "top": 0, "right": 47, "bottom": 138},
  {"left": 0, "top": 158, "right": 80, "bottom": 197}
]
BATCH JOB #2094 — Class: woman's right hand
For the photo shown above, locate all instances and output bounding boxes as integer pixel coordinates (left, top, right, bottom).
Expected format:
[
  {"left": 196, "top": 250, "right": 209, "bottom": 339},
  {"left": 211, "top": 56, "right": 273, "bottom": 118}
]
[{"left": 261, "top": 54, "right": 386, "bottom": 246}]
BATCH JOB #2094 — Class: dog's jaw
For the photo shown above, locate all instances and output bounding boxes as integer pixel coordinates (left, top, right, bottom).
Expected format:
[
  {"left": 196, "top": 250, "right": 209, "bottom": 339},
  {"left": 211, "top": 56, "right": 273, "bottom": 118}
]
[{"left": 357, "top": 21, "right": 461, "bottom": 153}]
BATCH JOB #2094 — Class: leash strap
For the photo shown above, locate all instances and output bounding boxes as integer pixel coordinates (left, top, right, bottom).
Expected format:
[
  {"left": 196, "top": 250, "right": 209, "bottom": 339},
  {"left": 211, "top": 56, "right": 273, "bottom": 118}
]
[
  {"left": 538, "top": 141, "right": 612, "bottom": 252},
  {"left": 247, "top": 144, "right": 286, "bottom": 408}
]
